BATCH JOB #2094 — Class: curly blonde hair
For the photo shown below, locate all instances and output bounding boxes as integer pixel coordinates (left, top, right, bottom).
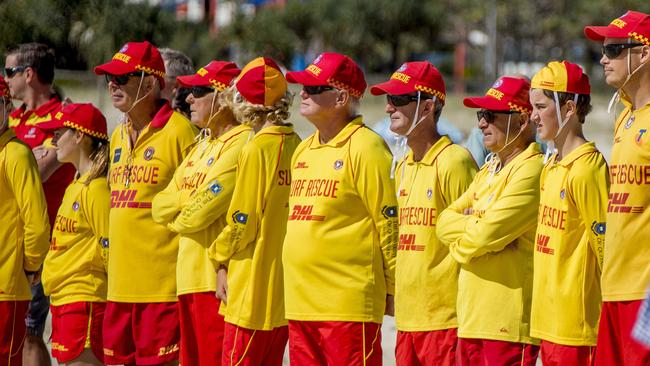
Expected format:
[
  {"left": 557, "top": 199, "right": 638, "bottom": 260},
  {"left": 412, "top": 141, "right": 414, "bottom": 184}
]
[{"left": 219, "top": 86, "right": 293, "bottom": 127}]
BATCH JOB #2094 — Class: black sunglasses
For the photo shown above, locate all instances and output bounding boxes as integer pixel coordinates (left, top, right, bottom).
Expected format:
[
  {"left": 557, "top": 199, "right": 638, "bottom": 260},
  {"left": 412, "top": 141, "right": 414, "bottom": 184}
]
[
  {"left": 4, "top": 65, "right": 28, "bottom": 78},
  {"left": 302, "top": 85, "right": 334, "bottom": 95},
  {"left": 105, "top": 72, "right": 144, "bottom": 86},
  {"left": 602, "top": 43, "right": 644, "bottom": 59},
  {"left": 476, "top": 110, "right": 517, "bottom": 123},
  {"left": 387, "top": 94, "right": 433, "bottom": 107},
  {"left": 190, "top": 86, "right": 215, "bottom": 98}
]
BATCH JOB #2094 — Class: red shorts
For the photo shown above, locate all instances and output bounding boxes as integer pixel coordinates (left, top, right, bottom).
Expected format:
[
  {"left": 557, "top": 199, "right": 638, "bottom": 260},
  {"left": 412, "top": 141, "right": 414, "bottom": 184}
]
[
  {"left": 178, "top": 292, "right": 225, "bottom": 366},
  {"left": 456, "top": 337, "right": 539, "bottom": 366},
  {"left": 50, "top": 302, "right": 105, "bottom": 363},
  {"left": 288, "top": 320, "right": 381, "bottom": 366},
  {"left": 540, "top": 340, "right": 594, "bottom": 366},
  {"left": 595, "top": 300, "right": 650, "bottom": 366},
  {"left": 222, "top": 322, "right": 288, "bottom": 366},
  {"left": 0, "top": 301, "right": 28, "bottom": 366},
  {"left": 102, "top": 301, "right": 180, "bottom": 365},
  {"left": 396, "top": 328, "right": 457, "bottom": 366}
]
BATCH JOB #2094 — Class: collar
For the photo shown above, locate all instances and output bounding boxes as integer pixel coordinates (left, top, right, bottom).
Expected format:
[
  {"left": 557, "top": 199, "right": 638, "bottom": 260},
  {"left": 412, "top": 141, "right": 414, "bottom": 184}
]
[
  {"left": 217, "top": 124, "right": 253, "bottom": 143},
  {"left": 309, "top": 116, "right": 364, "bottom": 148},
  {"left": 554, "top": 141, "right": 598, "bottom": 167},
  {"left": 149, "top": 100, "right": 174, "bottom": 129},
  {"left": 257, "top": 123, "right": 295, "bottom": 136},
  {"left": 10, "top": 96, "right": 61, "bottom": 119},
  {"left": 501, "top": 142, "right": 543, "bottom": 171},
  {"left": 404, "top": 135, "right": 453, "bottom": 166}
]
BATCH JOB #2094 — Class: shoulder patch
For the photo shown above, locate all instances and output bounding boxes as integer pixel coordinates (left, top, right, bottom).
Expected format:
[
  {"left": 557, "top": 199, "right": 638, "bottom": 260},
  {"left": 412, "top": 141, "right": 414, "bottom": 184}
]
[
  {"left": 591, "top": 221, "right": 606, "bottom": 236},
  {"left": 232, "top": 211, "right": 248, "bottom": 224},
  {"left": 382, "top": 205, "right": 398, "bottom": 218},
  {"left": 113, "top": 148, "right": 122, "bottom": 163}
]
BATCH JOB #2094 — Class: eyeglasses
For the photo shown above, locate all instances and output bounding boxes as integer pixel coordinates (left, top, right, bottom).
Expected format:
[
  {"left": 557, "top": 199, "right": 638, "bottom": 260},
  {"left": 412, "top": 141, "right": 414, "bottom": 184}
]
[
  {"left": 302, "top": 85, "right": 334, "bottom": 95},
  {"left": 387, "top": 94, "right": 433, "bottom": 107},
  {"left": 4, "top": 66, "right": 28, "bottom": 78},
  {"left": 190, "top": 86, "right": 215, "bottom": 98},
  {"left": 602, "top": 43, "right": 644, "bottom": 59},
  {"left": 104, "top": 72, "right": 144, "bottom": 86},
  {"left": 476, "top": 110, "right": 517, "bottom": 123}
]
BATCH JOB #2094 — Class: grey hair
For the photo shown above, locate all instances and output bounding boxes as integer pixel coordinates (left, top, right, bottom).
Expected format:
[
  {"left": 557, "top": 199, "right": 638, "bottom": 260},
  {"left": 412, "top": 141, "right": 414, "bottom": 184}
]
[{"left": 159, "top": 48, "right": 194, "bottom": 78}]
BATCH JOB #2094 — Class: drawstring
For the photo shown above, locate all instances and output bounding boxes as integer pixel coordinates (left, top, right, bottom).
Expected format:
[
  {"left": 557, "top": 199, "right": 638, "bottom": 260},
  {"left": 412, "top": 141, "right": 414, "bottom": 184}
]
[{"left": 544, "top": 92, "right": 579, "bottom": 163}]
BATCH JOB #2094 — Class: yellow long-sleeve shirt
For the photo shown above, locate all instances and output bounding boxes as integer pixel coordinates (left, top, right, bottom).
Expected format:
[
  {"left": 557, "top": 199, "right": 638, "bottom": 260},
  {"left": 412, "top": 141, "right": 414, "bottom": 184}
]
[
  {"left": 437, "top": 142, "right": 543, "bottom": 344},
  {"left": 530, "top": 142, "right": 608, "bottom": 346},
  {"left": 208, "top": 124, "right": 300, "bottom": 330},
  {"left": 42, "top": 173, "right": 110, "bottom": 306},
  {"left": 0, "top": 129, "right": 50, "bottom": 301},
  {"left": 152, "top": 124, "right": 252, "bottom": 295},
  {"left": 603, "top": 100, "right": 650, "bottom": 301},
  {"left": 108, "top": 101, "right": 197, "bottom": 302},
  {"left": 395, "top": 136, "right": 476, "bottom": 332},
  {"left": 283, "top": 117, "right": 399, "bottom": 323}
]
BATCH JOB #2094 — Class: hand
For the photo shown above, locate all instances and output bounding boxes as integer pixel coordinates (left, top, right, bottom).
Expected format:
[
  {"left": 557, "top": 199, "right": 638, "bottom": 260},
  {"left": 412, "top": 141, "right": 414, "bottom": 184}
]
[
  {"left": 462, "top": 207, "right": 474, "bottom": 215},
  {"left": 216, "top": 266, "right": 228, "bottom": 304},
  {"left": 384, "top": 294, "right": 395, "bottom": 316}
]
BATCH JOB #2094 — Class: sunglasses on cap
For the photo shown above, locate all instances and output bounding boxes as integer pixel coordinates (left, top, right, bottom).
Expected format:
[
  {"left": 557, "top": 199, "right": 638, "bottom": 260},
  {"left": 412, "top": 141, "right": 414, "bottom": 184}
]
[
  {"left": 4, "top": 65, "right": 28, "bottom": 78},
  {"left": 476, "top": 110, "right": 517, "bottom": 123},
  {"left": 105, "top": 72, "right": 146, "bottom": 86},
  {"left": 302, "top": 85, "right": 335, "bottom": 95},
  {"left": 387, "top": 94, "right": 433, "bottom": 107},
  {"left": 602, "top": 43, "right": 644, "bottom": 59},
  {"left": 189, "top": 86, "right": 215, "bottom": 98}
]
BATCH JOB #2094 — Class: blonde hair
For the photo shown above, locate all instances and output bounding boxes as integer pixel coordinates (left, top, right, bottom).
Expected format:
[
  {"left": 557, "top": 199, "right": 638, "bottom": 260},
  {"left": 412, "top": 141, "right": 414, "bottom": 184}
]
[
  {"left": 85, "top": 136, "right": 109, "bottom": 185},
  {"left": 219, "top": 86, "right": 293, "bottom": 127}
]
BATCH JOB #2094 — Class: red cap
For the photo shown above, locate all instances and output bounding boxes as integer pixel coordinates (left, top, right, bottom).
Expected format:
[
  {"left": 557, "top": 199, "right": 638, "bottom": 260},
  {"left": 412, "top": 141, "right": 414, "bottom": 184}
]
[
  {"left": 176, "top": 61, "right": 240, "bottom": 91},
  {"left": 235, "top": 57, "right": 287, "bottom": 106},
  {"left": 370, "top": 61, "right": 446, "bottom": 103},
  {"left": 286, "top": 52, "right": 367, "bottom": 98},
  {"left": 38, "top": 103, "right": 108, "bottom": 140},
  {"left": 584, "top": 10, "right": 650, "bottom": 45},
  {"left": 94, "top": 41, "right": 167, "bottom": 88},
  {"left": 464, "top": 77, "right": 533, "bottom": 113},
  {"left": 0, "top": 75, "right": 10, "bottom": 98}
]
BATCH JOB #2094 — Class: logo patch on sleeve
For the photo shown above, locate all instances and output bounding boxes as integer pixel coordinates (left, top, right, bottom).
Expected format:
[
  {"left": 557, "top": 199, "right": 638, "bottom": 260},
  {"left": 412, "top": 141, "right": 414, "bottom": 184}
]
[
  {"left": 208, "top": 181, "right": 223, "bottom": 195},
  {"left": 232, "top": 211, "right": 248, "bottom": 224},
  {"left": 100, "top": 237, "right": 109, "bottom": 248},
  {"left": 591, "top": 221, "right": 606, "bottom": 236},
  {"left": 382, "top": 205, "right": 398, "bottom": 218},
  {"left": 113, "top": 148, "right": 122, "bottom": 163}
]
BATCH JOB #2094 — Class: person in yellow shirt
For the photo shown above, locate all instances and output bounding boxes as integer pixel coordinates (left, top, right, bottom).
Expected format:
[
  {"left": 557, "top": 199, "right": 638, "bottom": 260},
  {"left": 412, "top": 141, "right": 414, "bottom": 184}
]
[
  {"left": 151, "top": 60, "right": 247, "bottom": 366},
  {"left": 528, "top": 61, "right": 609, "bottom": 366},
  {"left": 283, "top": 52, "right": 398, "bottom": 366},
  {"left": 37, "top": 103, "right": 110, "bottom": 366},
  {"left": 93, "top": 41, "right": 197, "bottom": 365},
  {"left": 437, "top": 76, "right": 543, "bottom": 366},
  {"left": 0, "top": 75, "right": 50, "bottom": 366},
  {"left": 369, "top": 61, "right": 476, "bottom": 366},
  {"left": 584, "top": 10, "right": 650, "bottom": 366},
  {"left": 206, "top": 57, "right": 300, "bottom": 366}
]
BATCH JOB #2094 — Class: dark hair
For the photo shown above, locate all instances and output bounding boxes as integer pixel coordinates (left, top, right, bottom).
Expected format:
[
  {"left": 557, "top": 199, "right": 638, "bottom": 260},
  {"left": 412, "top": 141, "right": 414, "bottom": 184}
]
[
  {"left": 173, "top": 87, "right": 192, "bottom": 119},
  {"left": 6, "top": 43, "right": 56, "bottom": 84},
  {"left": 542, "top": 90, "right": 592, "bottom": 124}
]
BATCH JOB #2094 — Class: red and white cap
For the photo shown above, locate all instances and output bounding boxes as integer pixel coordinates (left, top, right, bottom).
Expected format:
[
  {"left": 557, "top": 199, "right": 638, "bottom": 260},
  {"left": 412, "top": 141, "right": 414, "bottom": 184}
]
[
  {"left": 464, "top": 77, "right": 532, "bottom": 113},
  {"left": 38, "top": 103, "right": 108, "bottom": 140},
  {"left": 286, "top": 52, "right": 367, "bottom": 98},
  {"left": 584, "top": 10, "right": 650, "bottom": 45},
  {"left": 176, "top": 61, "right": 240, "bottom": 91},
  {"left": 94, "top": 41, "right": 167, "bottom": 88},
  {"left": 370, "top": 61, "right": 446, "bottom": 103}
]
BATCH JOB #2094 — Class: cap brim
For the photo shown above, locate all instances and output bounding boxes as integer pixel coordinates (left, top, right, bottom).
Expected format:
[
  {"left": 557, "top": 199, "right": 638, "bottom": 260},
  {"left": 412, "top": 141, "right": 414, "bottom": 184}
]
[
  {"left": 369, "top": 80, "right": 414, "bottom": 96},
  {"left": 176, "top": 74, "right": 210, "bottom": 87},
  {"left": 463, "top": 96, "right": 510, "bottom": 111},
  {"left": 285, "top": 70, "right": 323, "bottom": 86},
  {"left": 93, "top": 60, "right": 132, "bottom": 76},
  {"left": 36, "top": 119, "right": 65, "bottom": 132},
  {"left": 584, "top": 25, "right": 629, "bottom": 41}
]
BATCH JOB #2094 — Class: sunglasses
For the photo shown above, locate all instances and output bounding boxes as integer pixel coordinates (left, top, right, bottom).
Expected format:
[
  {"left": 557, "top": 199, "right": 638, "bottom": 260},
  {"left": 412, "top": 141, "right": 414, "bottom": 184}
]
[
  {"left": 601, "top": 43, "right": 644, "bottom": 59},
  {"left": 302, "top": 85, "right": 334, "bottom": 95},
  {"left": 104, "top": 72, "right": 144, "bottom": 86},
  {"left": 190, "top": 86, "right": 215, "bottom": 98},
  {"left": 387, "top": 94, "right": 433, "bottom": 107},
  {"left": 476, "top": 110, "right": 517, "bottom": 123},
  {"left": 4, "top": 65, "right": 28, "bottom": 78}
]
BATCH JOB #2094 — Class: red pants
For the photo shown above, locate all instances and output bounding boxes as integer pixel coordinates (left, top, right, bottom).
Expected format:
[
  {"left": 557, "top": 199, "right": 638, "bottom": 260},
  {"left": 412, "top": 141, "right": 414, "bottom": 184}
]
[
  {"left": 595, "top": 300, "right": 650, "bottom": 366},
  {"left": 50, "top": 302, "right": 105, "bottom": 363},
  {"left": 102, "top": 301, "right": 180, "bottom": 365},
  {"left": 540, "top": 340, "right": 594, "bottom": 366},
  {"left": 0, "top": 301, "right": 28, "bottom": 366},
  {"left": 288, "top": 320, "right": 382, "bottom": 366},
  {"left": 456, "top": 337, "right": 539, "bottom": 366},
  {"left": 178, "top": 293, "right": 225, "bottom": 366},
  {"left": 222, "top": 322, "right": 288, "bottom": 366},
  {"left": 396, "top": 328, "right": 457, "bottom": 366}
]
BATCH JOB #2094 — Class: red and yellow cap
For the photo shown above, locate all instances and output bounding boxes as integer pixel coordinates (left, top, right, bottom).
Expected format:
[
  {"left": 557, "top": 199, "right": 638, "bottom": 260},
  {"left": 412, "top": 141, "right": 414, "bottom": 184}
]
[
  {"left": 531, "top": 61, "right": 590, "bottom": 94},
  {"left": 370, "top": 61, "right": 445, "bottom": 103},
  {"left": 235, "top": 57, "right": 287, "bottom": 106},
  {"left": 464, "top": 76, "right": 532, "bottom": 113},
  {"left": 94, "top": 41, "right": 167, "bottom": 88},
  {"left": 584, "top": 10, "right": 650, "bottom": 46},
  {"left": 38, "top": 103, "right": 108, "bottom": 140},
  {"left": 0, "top": 75, "right": 10, "bottom": 98},
  {"left": 177, "top": 61, "right": 241, "bottom": 91},
  {"left": 286, "top": 52, "right": 367, "bottom": 98}
]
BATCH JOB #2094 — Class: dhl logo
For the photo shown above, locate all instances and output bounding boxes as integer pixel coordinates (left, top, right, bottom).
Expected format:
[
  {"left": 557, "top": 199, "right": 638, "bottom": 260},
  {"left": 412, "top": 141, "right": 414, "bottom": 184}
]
[
  {"left": 288, "top": 205, "right": 325, "bottom": 221},
  {"left": 536, "top": 234, "right": 554, "bottom": 255},
  {"left": 49, "top": 238, "right": 68, "bottom": 251},
  {"left": 399, "top": 189, "right": 408, "bottom": 197},
  {"left": 157, "top": 344, "right": 179, "bottom": 357},
  {"left": 113, "top": 52, "right": 132, "bottom": 63},
  {"left": 295, "top": 161, "right": 309, "bottom": 169},
  {"left": 611, "top": 18, "right": 627, "bottom": 29},
  {"left": 307, "top": 64, "right": 322, "bottom": 76},
  {"left": 607, "top": 192, "right": 643, "bottom": 213},
  {"left": 391, "top": 72, "right": 411, "bottom": 84},
  {"left": 486, "top": 88, "right": 504, "bottom": 100},
  {"left": 110, "top": 189, "right": 152, "bottom": 209},
  {"left": 397, "top": 233, "right": 424, "bottom": 251}
]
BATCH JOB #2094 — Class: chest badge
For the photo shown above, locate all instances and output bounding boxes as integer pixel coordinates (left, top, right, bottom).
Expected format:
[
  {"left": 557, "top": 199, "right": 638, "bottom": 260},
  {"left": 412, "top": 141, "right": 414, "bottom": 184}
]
[
  {"left": 636, "top": 129, "right": 647, "bottom": 146},
  {"left": 426, "top": 188, "right": 433, "bottom": 200},
  {"left": 625, "top": 115, "right": 635, "bottom": 129},
  {"left": 143, "top": 147, "right": 155, "bottom": 161},
  {"left": 207, "top": 156, "right": 215, "bottom": 166},
  {"left": 72, "top": 201, "right": 80, "bottom": 211},
  {"left": 487, "top": 193, "right": 494, "bottom": 203},
  {"left": 113, "top": 148, "right": 122, "bottom": 163},
  {"left": 333, "top": 159, "right": 344, "bottom": 170},
  {"left": 560, "top": 189, "right": 566, "bottom": 200}
]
